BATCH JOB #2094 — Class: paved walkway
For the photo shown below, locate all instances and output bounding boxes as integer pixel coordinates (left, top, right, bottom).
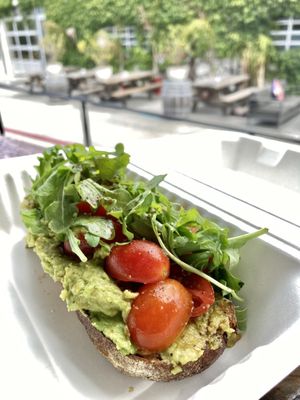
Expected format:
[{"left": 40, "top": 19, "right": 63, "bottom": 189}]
[
  {"left": 127, "top": 96, "right": 300, "bottom": 144},
  {"left": 0, "top": 88, "right": 203, "bottom": 148},
  {"left": 1, "top": 86, "right": 299, "bottom": 152}
]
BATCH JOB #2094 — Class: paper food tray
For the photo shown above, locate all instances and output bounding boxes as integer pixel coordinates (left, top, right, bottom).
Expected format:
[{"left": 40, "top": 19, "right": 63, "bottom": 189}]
[{"left": 1, "top": 154, "right": 299, "bottom": 400}]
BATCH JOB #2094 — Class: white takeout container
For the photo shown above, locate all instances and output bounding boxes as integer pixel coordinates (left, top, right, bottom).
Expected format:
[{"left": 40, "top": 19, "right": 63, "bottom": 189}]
[
  {"left": 126, "top": 130, "right": 300, "bottom": 247},
  {"left": 1, "top": 154, "right": 299, "bottom": 400}
]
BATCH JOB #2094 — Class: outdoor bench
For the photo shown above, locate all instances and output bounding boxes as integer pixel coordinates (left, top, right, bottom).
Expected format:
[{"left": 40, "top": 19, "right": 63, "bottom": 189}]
[
  {"left": 248, "top": 93, "right": 300, "bottom": 126},
  {"left": 219, "top": 87, "right": 258, "bottom": 114},
  {"left": 110, "top": 82, "right": 162, "bottom": 102},
  {"left": 79, "top": 85, "right": 105, "bottom": 97}
]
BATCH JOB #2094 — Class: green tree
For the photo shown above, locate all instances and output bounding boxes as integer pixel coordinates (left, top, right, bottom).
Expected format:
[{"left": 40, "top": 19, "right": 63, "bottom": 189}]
[
  {"left": 241, "top": 34, "right": 275, "bottom": 87},
  {"left": 2, "top": 0, "right": 300, "bottom": 73},
  {"left": 0, "top": 0, "right": 12, "bottom": 18},
  {"left": 77, "top": 30, "right": 122, "bottom": 70},
  {"left": 156, "top": 19, "right": 215, "bottom": 78},
  {"left": 268, "top": 48, "right": 300, "bottom": 91},
  {"left": 182, "top": 19, "right": 215, "bottom": 80},
  {"left": 189, "top": 0, "right": 300, "bottom": 58},
  {"left": 41, "top": 20, "right": 66, "bottom": 63}
]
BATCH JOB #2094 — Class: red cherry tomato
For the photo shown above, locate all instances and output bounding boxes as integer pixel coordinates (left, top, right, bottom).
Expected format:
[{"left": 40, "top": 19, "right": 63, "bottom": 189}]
[
  {"left": 77, "top": 202, "right": 107, "bottom": 216},
  {"left": 95, "top": 205, "right": 107, "bottom": 217},
  {"left": 106, "top": 240, "right": 170, "bottom": 284},
  {"left": 63, "top": 232, "right": 94, "bottom": 258},
  {"left": 105, "top": 219, "right": 127, "bottom": 243},
  {"left": 76, "top": 201, "right": 93, "bottom": 214},
  {"left": 127, "top": 279, "right": 193, "bottom": 352},
  {"left": 171, "top": 265, "right": 214, "bottom": 317}
]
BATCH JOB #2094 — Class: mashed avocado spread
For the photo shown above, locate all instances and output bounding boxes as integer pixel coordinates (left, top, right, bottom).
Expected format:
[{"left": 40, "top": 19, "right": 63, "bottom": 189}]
[{"left": 27, "top": 233, "right": 237, "bottom": 373}]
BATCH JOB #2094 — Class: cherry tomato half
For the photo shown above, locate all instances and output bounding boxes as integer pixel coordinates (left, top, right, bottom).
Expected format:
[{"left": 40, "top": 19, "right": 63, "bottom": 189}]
[
  {"left": 127, "top": 279, "right": 193, "bottom": 352},
  {"left": 106, "top": 240, "right": 170, "bottom": 284},
  {"left": 63, "top": 232, "right": 95, "bottom": 258},
  {"left": 76, "top": 201, "right": 93, "bottom": 214},
  {"left": 171, "top": 265, "right": 215, "bottom": 317},
  {"left": 94, "top": 205, "right": 107, "bottom": 217},
  {"left": 77, "top": 202, "right": 107, "bottom": 216}
]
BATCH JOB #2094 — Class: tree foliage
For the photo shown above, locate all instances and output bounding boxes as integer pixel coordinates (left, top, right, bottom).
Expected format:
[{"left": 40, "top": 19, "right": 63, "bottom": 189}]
[
  {"left": 1, "top": 0, "right": 300, "bottom": 74},
  {"left": 269, "top": 48, "right": 300, "bottom": 89},
  {"left": 189, "top": 0, "right": 300, "bottom": 57},
  {"left": 77, "top": 30, "right": 122, "bottom": 69},
  {"left": 156, "top": 18, "right": 215, "bottom": 76},
  {"left": 241, "top": 34, "right": 275, "bottom": 87}
]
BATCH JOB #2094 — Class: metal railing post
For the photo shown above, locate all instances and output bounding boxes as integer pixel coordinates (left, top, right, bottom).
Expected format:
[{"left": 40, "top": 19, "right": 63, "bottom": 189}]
[
  {"left": 0, "top": 113, "right": 4, "bottom": 135},
  {"left": 80, "top": 99, "right": 92, "bottom": 146}
]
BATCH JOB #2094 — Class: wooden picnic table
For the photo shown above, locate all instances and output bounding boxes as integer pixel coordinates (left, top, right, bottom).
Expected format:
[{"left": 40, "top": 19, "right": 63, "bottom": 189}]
[
  {"left": 96, "top": 70, "right": 155, "bottom": 86},
  {"left": 81, "top": 70, "right": 161, "bottom": 103},
  {"left": 193, "top": 74, "right": 250, "bottom": 92},
  {"left": 66, "top": 68, "right": 98, "bottom": 96},
  {"left": 193, "top": 74, "right": 255, "bottom": 114},
  {"left": 17, "top": 68, "right": 161, "bottom": 102},
  {"left": 22, "top": 67, "right": 95, "bottom": 95}
]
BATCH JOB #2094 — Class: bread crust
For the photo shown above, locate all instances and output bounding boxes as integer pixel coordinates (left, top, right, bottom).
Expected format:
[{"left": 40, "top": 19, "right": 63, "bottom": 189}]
[{"left": 76, "top": 304, "right": 237, "bottom": 381}]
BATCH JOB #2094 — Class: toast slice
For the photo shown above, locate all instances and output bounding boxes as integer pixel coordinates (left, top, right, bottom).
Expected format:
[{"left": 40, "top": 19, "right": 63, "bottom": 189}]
[
  {"left": 76, "top": 299, "right": 238, "bottom": 381},
  {"left": 27, "top": 234, "right": 239, "bottom": 381}
]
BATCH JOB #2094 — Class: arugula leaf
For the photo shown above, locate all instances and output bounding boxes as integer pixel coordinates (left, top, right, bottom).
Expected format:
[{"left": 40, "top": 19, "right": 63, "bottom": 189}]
[
  {"left": 66, "top": 229, "right": 87, "bottom": 262},
  {"left": 182, "top": 251, "right": 214, "bottom": 270},
  {"left": 235, "top": 306, "right": 247, "bottom": 331},
  {"left": 94, "top": 240, "right": 113, "bottom": 259},
  {"left": 33, "top": 146, "right": 65, "bottom": 187},
  {"left": 227, "top": 228, "right": 268, "bottom": 248},
  {"left": 63, "top": 143, "right": 130, "bottom": 181},
  {"left": 151, "top": 214, "right": 244, "bottom": 301},
  {"left": 76, "top": 179, "right": 132, "bottom": 211},
  {"left": 27, "top": 143, "right": 130, "bottom": 240},
  {"left": 128, "top": 214, "right": 158, "bottom": 241},
  {"left": 146, "top": 174, "right": 167, "bottom": 190},
  {"left": 23, "top": 142, "right": 268, "bottom": 310},
  {"left": 176, "top": 207, "right": 203, "bottom": 227},
  {"left": 72, "top": 216, "right": 115, "bottom": 241},
  {"left": 45, "top": 199, "right": 77, "bottom": 233},
  {"left": 34, "top": 165, "right": 71, "bottom": 210},
  {"left": 20, "top": 208, "right": 47, "bottom": 235},
  {"left": 223, "top": 248, "right": 240, "bottom": 268},
  {"left": 39, "top": 167, "right": 77, "bottom": 234},
  {"left": 84, "top": 233, "right": 100, "bottom": 247},
  {"left": 76, "top": 179, "right": 105, "bottom": 209},
  {"left": 94, "top": 153, "right": 130, "bottom": 181},
  {"left": 214, "top": 265, "right": 244, "bottom": 293}
]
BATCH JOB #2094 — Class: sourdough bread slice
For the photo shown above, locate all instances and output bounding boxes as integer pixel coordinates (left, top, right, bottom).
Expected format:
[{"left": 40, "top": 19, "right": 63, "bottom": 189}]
[
  {"left": 27, "top": 234, "right": 239, "bottom": 381},
  {"left": 76, "top": 299, "right": 238, "bottom": 382}
]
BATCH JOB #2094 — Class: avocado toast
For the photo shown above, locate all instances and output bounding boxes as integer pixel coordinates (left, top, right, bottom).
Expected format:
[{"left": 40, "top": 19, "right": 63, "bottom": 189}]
[{"left": 21, "top": 143, "right": 267, "bottom": 380}]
